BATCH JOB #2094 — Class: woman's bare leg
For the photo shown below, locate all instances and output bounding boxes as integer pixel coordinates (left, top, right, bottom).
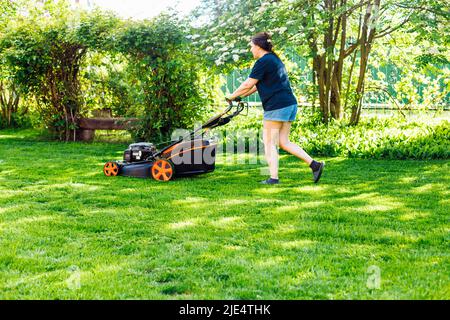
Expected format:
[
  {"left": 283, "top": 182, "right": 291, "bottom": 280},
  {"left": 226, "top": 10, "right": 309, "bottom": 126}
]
[
  {"left": 279, "top": 121, "right": 313, "bottom": 165},
  {"left": 263, "top": 120, "right": 283, "bottom": 179}
]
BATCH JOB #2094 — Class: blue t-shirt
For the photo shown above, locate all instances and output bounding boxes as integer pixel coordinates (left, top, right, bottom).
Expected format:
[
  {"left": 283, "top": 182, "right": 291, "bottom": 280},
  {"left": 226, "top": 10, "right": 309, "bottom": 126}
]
[{"left": 249, "top": 53, "right": 297, "bottom": 111}]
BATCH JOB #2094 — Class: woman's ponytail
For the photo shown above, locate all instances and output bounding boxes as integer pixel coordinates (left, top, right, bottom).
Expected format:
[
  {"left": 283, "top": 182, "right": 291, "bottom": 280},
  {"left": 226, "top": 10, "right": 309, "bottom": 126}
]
[{"left": 251, "top": 32, "right": 274, "bottom": 53}]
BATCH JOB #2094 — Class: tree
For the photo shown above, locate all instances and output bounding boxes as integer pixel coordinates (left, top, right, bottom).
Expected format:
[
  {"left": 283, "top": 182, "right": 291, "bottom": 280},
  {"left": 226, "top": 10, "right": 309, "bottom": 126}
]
[
  {"left": 0, "top": 77, "right": 20, "bottom": 128},
  {"left": 1, "top": 1, "right": 219, "bottom": 141},
  {"left": 114, "top": 15, "right": 220, "bottom": 141},
  {"left": 0, "top": 0, "right": 119, "bottom": 140},
  {"left": 0, "top": 0, "right": 21, "bottom": 128},
  {"left": 191, "top": 0, "right": 449, "bottom": 124}
]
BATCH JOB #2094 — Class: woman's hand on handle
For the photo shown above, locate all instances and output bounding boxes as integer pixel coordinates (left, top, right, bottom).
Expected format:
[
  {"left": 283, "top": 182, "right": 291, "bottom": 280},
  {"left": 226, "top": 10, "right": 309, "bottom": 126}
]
[{"left": 225, "top": 95, "right": 242, "bottom": 105}]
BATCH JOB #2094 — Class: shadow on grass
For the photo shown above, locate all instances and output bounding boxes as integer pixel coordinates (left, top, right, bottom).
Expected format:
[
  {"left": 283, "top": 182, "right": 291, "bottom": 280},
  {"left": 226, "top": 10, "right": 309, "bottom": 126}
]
[{"left": 0, "top": 132, "right": 448, "bottom": 299}]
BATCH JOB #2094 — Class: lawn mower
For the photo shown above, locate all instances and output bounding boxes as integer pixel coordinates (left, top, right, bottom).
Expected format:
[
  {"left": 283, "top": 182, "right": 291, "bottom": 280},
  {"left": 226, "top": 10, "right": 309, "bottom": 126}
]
[{"left": 103, "top": 99, "right": 248, "bottom": 181}]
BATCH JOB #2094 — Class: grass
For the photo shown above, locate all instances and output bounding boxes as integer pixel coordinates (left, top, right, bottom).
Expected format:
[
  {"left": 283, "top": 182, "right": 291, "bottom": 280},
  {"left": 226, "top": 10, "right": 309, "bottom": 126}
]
[{"left": 0, "top": 128, "right": 449, "bottom": 299}]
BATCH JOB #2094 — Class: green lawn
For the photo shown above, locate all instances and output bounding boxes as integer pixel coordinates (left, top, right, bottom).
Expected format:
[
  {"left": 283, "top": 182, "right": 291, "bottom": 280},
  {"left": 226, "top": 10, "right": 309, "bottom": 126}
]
[{"left": 0, "top": 129, "right": 448, "bottom": 299}]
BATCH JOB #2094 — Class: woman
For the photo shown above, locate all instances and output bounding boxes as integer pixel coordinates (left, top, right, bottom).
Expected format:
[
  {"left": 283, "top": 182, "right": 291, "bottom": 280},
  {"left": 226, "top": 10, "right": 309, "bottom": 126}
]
[{"left": 226, "top": 32, "right": 324, "bottom": 184}]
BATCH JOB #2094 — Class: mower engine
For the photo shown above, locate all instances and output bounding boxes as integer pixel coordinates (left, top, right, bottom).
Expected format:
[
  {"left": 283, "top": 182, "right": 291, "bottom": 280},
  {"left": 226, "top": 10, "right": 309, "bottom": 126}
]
[{"left": 123, "top": 142, "right": 156, "bottom": 163}]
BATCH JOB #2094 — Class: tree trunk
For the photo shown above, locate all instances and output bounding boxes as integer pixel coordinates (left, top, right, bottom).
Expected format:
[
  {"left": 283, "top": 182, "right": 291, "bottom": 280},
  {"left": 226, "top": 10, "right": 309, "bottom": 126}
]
[
  {"left": 329, "top": 0, "right": 347, "bottom": 120},
  {"left": 0, "top": 80, "right": 21, "bottom": 127},
  {"left": 39, "top": 46, "right": 85, "bottom": 140},
  {"left": 350, "top": 0, "right": 381, "bottom": 125},
  {"left": 314, "top": 55, "right": 329, "bottom": 122},
  {"left": 324, "top": 0, "right": 335, "bottom": 122},
  {"left": 344, "top": 3, "right": 363, "bottom": 113},
  {"left": 310, "top": 0, "right": 349, "bottom": 123}
]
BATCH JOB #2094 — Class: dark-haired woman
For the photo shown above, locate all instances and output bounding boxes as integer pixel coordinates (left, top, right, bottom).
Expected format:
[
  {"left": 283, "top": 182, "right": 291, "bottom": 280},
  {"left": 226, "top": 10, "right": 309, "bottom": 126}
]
[{"left": 227, "top": 32, "right": 324, "bottom": 184}]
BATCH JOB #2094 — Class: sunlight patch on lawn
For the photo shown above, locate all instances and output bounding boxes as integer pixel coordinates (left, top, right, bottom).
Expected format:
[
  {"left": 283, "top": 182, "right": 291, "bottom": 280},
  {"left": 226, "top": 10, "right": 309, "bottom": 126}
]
[
  {"left": 380, "top": 229, "right": 419, "bottom": 243},
  {"left": 21, "top": 182, "right": 100, "bottom": 192},
  {"left": 33, "top": 180, "right": 49, "bottom": 185},
  {"left": 215, "top": 153, "right": 261, "bottom": 165},
  {"left": 439, "top": 198, "right": 449, "bottom": 207},
  {"left": 293, "top": 271, "right": 315, "bottom": 281},
  {"left": 0, "top": 215, "right": 56, "bottom": 230},
  {"left": 68, "top": 183, "right": 100, "bottom": 190},
  {"left": 398, "top": 211, "right": 430, "bottom": 221},
  {"left": 84, "top": 171, "right": 105, "bottom": 177},
  {"left": 363, "top": 203, "right": 401, "bottom": 212},
  {"left": 255, "top": 256, "right": 286, "bottom": 267},
  {"left": 210, "top": 216, "right": 244, "bottom": 228},
  {"left": 223, "top": 245, "right": 245, "bottom": 251},
  {"left": 344, "top": 193, "right": 404, "bottom": 212},
  {"left": 0, "top": 189, "right": 34, "bottom": 199},
  {"left": 80, "top": 263, "right": 125, "bottom": 283},
  {"left": 168, "top": 219, "right": 200, "bottom": 230},
  {"left": 112, "top": 187, "right": 139, "bottom": 194},
  {"left": 292, "top": 185, "right": 326, "bottom": 193},
  {"left": 221, "top": 199, "right": 247, "bottom": 205},
  {"left": 399, "top": 177, "right": 418, "bottom": 184},
  {"left": 0, "top": 170, "right": 15, "bottom": 176},
  {"left": 281, "top": 271, "right": 315, "bottom": 286},
  {"left": 412, "top": 183, "right": 438, "bottom": 194},
  {"left": 340, "top": 243, "right": 379, "bottom": 256},
  {"left": 172, "top": 197, "right": 207, "bottom": 205},
  {"left": 298, "top": 201, "right": 327, "bottom": 209},
  {"left": 275, "top": 239, "right": 316, "bottom": 249},
  {"left": 347, "top": 192, "right": 380, "bottom": 201},
  {"left": 254, "top": 199, "right": 283, "bottom": 204},
  {"left": 4, "top": 270, "right": 60, "bottom": 290},
  {"left": 273, "top": 224, "right": 297, "bottom": 235}
]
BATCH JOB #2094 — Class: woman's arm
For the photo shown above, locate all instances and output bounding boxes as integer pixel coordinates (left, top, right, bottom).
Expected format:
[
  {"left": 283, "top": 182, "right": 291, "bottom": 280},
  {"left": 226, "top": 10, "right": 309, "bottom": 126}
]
[
  {"left": 241, "top": 85, "right": 257, "bottom": 97},
  {"left": 228, "top": 78, "right": 258, "bottom": 100}
]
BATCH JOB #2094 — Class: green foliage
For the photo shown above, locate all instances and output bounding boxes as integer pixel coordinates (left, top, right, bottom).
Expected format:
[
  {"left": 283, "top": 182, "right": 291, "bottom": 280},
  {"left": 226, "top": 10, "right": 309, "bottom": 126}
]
[
  {"left": 291, "top": 118, "right": 450, "bottom": 160},
  {"left": 0, "top": 0, "right": 121, "bottom": 140},
  {"left": 80, "top": 52, "right": 136, "bottom": 117},
  {"left": 0, "top": 0, "right": 19, "bottom": 25},
  {"left": 114, "top": 15, "right": 220, "bottom": 142},
  {"left": 190, "top": 0, "right": 262, "bottom": 71},
  {"left": 0, "top": 2, "right": 219, "bottom": 141},
  {"left": 192, "top": 0, "right": 450, "bottom": 123},
  {"left": 406, "top": 0, "right": 450, "bottom": 60},
  {"left": 2, "top": 0, "right": 447, "bottom": 138},
  {"left": 219, "top": 108, "right": 450, "bottom": 160},
  {"left": 368, "top": 26, "right": 450, "bottom": 111},
  {"left": 116, "top": 16, "right": 186, "bottom": 58},
  {"left": 415, "top": 54, "right": 449, "bottom": 68}
]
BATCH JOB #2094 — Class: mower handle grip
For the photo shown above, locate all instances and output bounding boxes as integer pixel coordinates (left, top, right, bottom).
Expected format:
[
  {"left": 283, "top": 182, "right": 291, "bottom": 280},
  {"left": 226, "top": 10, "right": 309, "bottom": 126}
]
[{"left": 226, "top": 96, "right": 242, "bottom": 106}]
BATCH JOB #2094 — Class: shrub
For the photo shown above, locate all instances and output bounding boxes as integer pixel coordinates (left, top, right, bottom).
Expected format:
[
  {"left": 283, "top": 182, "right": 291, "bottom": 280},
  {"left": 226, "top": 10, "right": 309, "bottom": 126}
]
[
  {"left": 115, "top": 16, "right": 220, "bottom": 142},
  {"left": 216, "top": 108, "right": 450, "bottom": 160}
]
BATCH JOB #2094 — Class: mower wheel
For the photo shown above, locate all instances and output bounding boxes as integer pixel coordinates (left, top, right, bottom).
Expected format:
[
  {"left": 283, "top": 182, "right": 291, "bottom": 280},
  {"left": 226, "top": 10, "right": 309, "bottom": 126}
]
[
  {"left": 103, "top": 161, "right": 120, "bottom": 177},
  {"left": 151, "top": 159, "right": 174, "bottom": 181}
]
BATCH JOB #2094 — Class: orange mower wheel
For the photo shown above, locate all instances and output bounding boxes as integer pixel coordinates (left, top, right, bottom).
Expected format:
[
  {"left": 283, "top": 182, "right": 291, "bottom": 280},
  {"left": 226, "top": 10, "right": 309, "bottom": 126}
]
[
  {"left": 151, "top": 159, "right": 174, "bottom": 181},
  {"left": 103, "top": 161, "right": 120, "bottom": 177}
]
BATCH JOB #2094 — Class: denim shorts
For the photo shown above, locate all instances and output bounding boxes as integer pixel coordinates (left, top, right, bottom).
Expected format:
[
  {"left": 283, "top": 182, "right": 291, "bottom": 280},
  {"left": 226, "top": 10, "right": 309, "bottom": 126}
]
[{"left": 263, "top": 104, "right": 298, "bottom": 122}]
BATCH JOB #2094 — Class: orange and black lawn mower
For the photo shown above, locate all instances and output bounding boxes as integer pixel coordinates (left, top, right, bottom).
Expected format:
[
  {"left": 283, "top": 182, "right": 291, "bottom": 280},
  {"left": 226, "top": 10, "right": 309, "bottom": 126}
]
[{"left": 103, "top": 99, "right": 247, "bottom": 181}]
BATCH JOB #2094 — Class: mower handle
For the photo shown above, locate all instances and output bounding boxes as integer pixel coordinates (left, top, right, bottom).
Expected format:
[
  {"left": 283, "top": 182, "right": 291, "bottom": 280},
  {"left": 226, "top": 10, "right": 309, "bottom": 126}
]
[
  {"left": 201, "top": 99, "right": 247, "bottom": 129},
  {"left": 226, "top": 96, "right": 242, "bottom": 106},
  {"left": 154, "top": 99, "right": 248, "bottom": 157}
]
